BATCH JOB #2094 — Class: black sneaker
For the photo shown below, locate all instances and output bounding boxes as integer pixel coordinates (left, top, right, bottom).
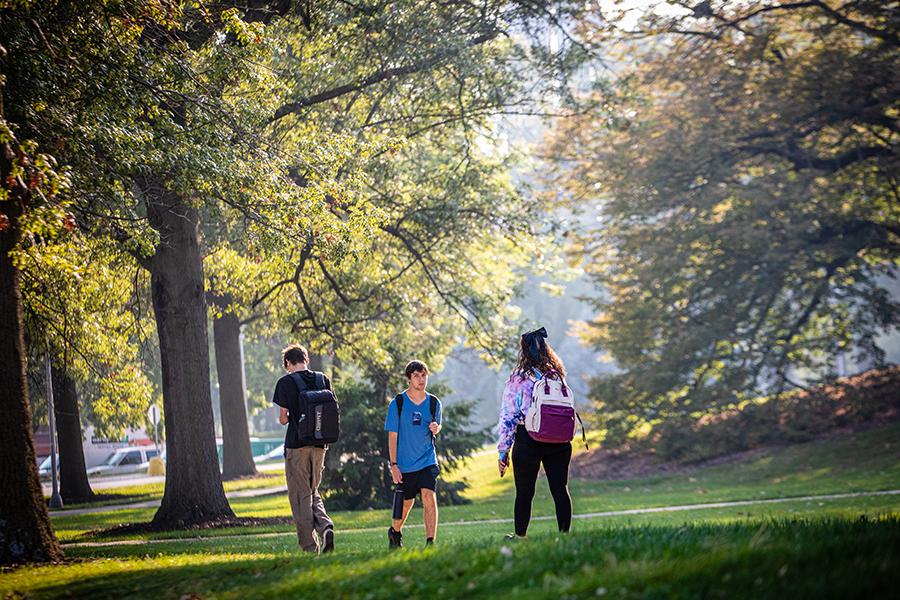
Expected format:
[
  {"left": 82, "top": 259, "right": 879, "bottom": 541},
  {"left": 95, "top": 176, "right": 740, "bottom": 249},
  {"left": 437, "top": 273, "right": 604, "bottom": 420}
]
[
  {"left": 388, "top": 526, "right": 402, "bottom": 550},
  {"left": 322, "top": 528, "right": 335, "bottom": 554},
  {"left": 425, "top": 538, "right": 434, "bottom": 547}
]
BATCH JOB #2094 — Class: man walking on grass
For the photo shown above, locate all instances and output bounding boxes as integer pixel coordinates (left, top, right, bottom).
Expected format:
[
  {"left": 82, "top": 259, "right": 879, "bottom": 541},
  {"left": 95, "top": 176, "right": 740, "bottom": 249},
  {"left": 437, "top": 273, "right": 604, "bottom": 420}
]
[
  {"left": 385, "top": 360, "right": 443, "bottom": 549},
  {"left": 272, "top": 343, "right": 335, "bottom": 554}
]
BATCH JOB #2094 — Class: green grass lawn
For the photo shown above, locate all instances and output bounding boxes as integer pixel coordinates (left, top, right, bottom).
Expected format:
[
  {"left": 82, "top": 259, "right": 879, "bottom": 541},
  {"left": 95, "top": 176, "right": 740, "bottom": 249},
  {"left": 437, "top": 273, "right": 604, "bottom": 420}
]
[
  {"left": 5, "top": 498, "right": 899, "bottom": 599},
  {"left": 7, "top": 423, "right": 897, "bottom": 598},
  {"left": 46, "top": 472, "right": 287, "bottom": 510},
  {"left": 50, "top": 422, "right": 900, "bottom": 542}
]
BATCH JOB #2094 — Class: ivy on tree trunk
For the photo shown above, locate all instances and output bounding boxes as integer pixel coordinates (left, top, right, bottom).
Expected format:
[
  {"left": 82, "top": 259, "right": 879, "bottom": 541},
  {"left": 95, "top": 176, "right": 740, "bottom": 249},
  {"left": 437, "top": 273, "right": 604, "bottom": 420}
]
[{"left": 0, "top": 179, "right": 63, "bottom": 565}]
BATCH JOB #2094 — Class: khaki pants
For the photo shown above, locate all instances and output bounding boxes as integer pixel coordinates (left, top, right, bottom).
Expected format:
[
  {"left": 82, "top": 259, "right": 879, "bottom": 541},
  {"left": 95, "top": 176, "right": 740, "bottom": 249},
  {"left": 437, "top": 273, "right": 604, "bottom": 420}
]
[{"left": 285, "top": 446, "right": 333, "bottom": 552}]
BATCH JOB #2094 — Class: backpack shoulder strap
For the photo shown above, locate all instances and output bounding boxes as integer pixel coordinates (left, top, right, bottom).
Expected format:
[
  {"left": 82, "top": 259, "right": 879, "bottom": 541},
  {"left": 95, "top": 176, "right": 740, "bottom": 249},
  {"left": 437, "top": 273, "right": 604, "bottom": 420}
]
[
  {"left": 314, "top": 371, "right": 325, "bottom": 390},
  {"left": 289, "top": 372, "right": 308, "bottom": 392},
  {"left": 576, "top": 411, "right": 589, "bottom": 450},
  {"left": 427, "top": 394, "right": 437, "bottom": 444},
  {"left": 287, "top": 373, "right": 308, "bottom": 430},
  {"left": 394, "top": 393, "right": 404, "bottom": 418}
]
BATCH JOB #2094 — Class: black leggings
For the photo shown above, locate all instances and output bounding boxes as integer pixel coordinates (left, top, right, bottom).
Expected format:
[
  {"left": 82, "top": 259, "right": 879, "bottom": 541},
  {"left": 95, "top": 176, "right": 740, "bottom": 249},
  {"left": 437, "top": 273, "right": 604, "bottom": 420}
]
[{"left": 511, "top": 425, "right": 572, "bottom": 536}]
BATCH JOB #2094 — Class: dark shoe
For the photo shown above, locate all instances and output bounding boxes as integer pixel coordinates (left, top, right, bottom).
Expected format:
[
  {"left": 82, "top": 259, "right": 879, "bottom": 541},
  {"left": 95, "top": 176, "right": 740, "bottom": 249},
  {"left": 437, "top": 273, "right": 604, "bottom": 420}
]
[
  {"left": 425, "top": 538, "right": 434, "bottom": 547},
  {"left": 322, "top": 528, "right": 334, "bottom": 554},
  {"left": 388, "top": 526, "right": 402, "bottom": 550}
]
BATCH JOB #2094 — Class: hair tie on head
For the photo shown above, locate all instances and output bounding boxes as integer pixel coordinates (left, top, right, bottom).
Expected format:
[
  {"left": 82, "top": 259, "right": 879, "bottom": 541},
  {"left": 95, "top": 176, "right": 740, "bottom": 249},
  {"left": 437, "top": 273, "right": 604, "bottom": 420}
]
[{"left": 521, "top": 327, "right": 548, "bottom": 360}]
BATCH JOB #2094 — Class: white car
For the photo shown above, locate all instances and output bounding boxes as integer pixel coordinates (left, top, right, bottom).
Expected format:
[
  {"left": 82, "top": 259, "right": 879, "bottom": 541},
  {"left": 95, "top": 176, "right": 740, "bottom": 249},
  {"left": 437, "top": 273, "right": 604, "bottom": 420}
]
[
  {"left": 38, "top": 455, "right": 59, "bottom": 480},
  {"left": 87, "top": 446, "right": 162, "bottom": 476},
  {"left": 254, "top": 444, "right": 285, "bottom": 463}
]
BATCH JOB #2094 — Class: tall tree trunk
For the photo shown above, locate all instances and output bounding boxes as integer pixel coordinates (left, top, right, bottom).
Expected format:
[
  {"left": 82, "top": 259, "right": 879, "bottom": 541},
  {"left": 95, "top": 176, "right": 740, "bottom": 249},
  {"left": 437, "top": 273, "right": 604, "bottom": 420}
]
[
  {"left": 332, "top": 355, "right": 342, "bottom": 384},
  {"left": 51, "top": 363, "right": 95, "bottom": 504},
  {"left": 213, "top": 311, "right": 257, "bottom": 479},
  {"left": 144, "top": 178, "right": 233, "bottom": 527},
  {"left": 0, "top": 187, "right": 63, "bottom": 565},
  {"left": 308, "top": 351, "right": 324, "bottom": 372}
]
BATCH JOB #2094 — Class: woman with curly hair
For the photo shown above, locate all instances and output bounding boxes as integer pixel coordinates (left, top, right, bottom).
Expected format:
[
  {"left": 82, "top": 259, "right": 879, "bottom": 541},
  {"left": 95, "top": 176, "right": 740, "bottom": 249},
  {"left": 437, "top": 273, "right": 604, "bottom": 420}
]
[{"left": 496, "top": 327, "right": 573, "bottom": 539}]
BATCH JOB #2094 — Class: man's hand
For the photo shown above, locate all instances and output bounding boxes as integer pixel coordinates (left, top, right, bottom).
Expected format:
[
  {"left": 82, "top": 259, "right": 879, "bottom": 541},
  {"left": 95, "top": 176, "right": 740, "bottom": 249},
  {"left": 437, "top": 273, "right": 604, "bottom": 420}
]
[
  {"left": 391, "top": 464, "right": 403, "bottom": 485},
  {"left": 429, "top": 422, "right": 441, "bottom": 436}
]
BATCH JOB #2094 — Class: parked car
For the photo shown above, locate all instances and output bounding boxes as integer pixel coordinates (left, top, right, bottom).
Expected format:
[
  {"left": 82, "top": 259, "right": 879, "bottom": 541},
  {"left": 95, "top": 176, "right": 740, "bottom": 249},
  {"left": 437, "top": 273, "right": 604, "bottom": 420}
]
[
  {"left": 254, "top": 443, "right": 285, "bottom": 463},
  {"left": 86, "top": 446, "right": 162, "bottom": 476},
  {"left": 37, "top": 454, "right": 59, "bottom": 480}
]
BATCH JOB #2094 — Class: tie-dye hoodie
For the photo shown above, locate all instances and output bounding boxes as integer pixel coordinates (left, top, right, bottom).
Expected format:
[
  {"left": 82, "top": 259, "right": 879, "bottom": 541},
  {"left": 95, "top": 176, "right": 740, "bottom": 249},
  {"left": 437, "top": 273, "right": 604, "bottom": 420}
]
[{"left": 496, "top": 369, "right": 544, "bottom": 462}]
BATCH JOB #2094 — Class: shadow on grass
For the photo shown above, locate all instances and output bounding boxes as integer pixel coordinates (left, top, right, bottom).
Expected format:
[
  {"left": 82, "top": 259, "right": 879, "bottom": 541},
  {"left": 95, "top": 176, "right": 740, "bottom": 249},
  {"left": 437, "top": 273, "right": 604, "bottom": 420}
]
[
  {"left": 45, "top": 492, "right": 157, "bottom": 511},
  {"left": 12, "top": 555, "right": 297, "bottom": 599},
  {"left": 17, "top": 517, "right": 899, "bottom": 600},
  {"left": 86, "top": 516, "right": 293, "bottom": 539}
]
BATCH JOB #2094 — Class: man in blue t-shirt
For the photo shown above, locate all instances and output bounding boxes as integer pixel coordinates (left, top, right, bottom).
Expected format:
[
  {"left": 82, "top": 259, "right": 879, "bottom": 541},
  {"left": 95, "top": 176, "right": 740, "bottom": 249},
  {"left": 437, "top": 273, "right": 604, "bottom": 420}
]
[{"left": 385, "top": 360, "right": 442, "bottom": 549}]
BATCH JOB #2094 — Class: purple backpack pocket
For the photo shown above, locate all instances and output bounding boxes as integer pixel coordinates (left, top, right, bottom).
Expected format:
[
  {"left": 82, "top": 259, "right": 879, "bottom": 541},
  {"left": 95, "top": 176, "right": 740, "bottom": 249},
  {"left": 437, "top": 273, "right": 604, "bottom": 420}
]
[{"left": 529, "top": 404, "right": 576, "bottom": 443}]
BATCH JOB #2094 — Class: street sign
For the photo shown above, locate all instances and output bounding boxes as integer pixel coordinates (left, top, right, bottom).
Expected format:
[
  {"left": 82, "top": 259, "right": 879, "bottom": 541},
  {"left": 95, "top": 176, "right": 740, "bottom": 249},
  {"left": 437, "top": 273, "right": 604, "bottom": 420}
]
[{"left": 148, "top": 404, "right": 162, "bottom": 454}]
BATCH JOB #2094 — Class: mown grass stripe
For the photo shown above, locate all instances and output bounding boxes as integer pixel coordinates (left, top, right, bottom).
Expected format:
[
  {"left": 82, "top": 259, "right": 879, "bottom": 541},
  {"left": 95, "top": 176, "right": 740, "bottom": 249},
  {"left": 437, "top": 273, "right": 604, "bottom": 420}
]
[{"left": 63, "top": 487, "right": 900, "bottom": 549}]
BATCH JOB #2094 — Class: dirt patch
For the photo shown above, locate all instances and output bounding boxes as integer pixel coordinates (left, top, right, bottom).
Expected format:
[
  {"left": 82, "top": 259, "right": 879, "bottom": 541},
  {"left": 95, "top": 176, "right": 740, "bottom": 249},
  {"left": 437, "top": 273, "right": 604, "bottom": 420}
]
[
  {"left": 46, "top": 492, "right": 152, "bottom": 510},
  {"left": 570, "top": 444, "right": 777, "bottom": 480},
  {"left": 572, "top": 366, "right": 900, "bottom": 480}
]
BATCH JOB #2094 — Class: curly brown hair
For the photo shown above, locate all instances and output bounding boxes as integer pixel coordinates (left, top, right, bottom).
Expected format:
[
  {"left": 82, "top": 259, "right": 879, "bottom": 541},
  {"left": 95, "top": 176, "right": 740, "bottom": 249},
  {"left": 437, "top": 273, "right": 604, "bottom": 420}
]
[{"left": 513, "top": 335, "right": 566, "bottom": 379}]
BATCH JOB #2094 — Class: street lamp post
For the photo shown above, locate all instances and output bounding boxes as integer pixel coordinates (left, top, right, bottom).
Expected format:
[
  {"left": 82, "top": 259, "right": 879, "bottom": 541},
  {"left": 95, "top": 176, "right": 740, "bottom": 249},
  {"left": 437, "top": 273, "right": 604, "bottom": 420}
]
[{"left": 45, "top": 353, "right": 63, "bottom": 509}]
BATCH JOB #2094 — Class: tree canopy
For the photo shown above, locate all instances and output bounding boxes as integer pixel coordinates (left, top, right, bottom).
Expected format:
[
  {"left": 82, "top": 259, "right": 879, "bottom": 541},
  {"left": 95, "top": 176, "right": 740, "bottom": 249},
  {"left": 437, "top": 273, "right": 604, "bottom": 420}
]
[
  {"left": 2, "top": 0, "right": 591, "bottom": 560},
  {"left": 547, "top": 0, "right": 899, "bottom": 441}
]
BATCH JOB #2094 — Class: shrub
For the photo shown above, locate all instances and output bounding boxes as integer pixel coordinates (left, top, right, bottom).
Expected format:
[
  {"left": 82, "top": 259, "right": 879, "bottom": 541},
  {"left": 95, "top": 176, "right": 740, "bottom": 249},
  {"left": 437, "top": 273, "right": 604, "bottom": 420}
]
[{"left": 322, "top": 378, "right": 487, "bottom": 510}]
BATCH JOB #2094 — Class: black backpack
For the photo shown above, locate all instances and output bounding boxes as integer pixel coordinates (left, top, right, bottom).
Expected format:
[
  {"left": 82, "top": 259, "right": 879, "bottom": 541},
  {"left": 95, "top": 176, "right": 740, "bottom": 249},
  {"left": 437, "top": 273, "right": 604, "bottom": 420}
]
[
  {"left": 394, "top": 393, "right": 438, "bottom": 443},
  {"left": 289, "top": 371, "right": 340, "bottom": 444}
]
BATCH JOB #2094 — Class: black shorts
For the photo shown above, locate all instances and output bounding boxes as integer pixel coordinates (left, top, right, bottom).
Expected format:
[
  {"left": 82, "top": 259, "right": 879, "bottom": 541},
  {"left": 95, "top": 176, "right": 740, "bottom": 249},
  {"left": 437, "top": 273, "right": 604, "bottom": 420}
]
[{"left": 399, "top": 464, "right": 439, "bottom": 500}]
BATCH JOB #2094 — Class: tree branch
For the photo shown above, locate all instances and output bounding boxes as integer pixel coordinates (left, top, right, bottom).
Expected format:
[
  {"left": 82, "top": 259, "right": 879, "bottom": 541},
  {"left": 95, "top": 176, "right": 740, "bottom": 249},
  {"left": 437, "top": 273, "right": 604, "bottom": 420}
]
[
  {"left": 317, "top": 257, "right": 353, "bottom": 307},
  {"left": 737, "top": 142, "right": 894, "bottom": 172},
  {"left": 271, "top": 30, "right": 501, "bottom": 122},
  {"left": 293, "top": 242, "right": 317, "bottom": 329}
]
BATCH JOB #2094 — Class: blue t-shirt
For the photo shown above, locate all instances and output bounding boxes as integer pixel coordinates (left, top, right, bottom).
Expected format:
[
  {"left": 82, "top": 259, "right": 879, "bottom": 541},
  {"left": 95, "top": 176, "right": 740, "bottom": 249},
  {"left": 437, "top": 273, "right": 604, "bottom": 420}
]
[{"left": 384, "top": 392, "right": 442, "bottom": 473}]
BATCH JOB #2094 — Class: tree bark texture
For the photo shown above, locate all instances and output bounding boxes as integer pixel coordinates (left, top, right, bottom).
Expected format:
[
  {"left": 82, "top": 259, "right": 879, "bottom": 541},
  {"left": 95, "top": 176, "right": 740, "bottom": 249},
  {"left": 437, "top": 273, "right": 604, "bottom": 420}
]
[
  {"left": 213, "top": 311, "right": 257, "bottom": 479},
  {"left": 331, "top": 355, "right": 342, "bottom": 384},
  {"left": 0, "top": 194, "right": 63, "bottom": 565},
  {"left": 51, "top": 363, "right": 95, "bottom": 504},
  {"left": 308, "top": 352, "right": 324, "bottom": 372},
  {"left": 144, "top": 179, "right": 234, "bottom": 526}
]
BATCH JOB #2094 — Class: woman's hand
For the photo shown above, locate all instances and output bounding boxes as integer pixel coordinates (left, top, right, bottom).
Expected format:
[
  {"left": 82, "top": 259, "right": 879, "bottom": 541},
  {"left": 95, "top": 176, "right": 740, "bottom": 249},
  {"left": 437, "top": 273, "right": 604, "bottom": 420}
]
[{"left": 498, "top": 458, "right": 509, "bottom": 478}]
